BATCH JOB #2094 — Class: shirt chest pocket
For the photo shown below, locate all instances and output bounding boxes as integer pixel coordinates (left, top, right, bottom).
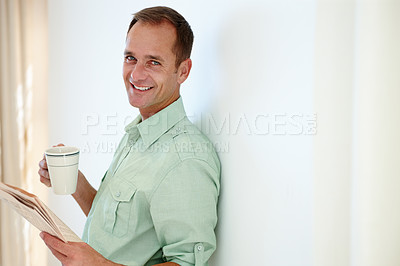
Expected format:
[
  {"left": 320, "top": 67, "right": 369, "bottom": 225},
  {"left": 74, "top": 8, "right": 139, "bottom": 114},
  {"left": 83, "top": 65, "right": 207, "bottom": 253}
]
[{"left": 103, "top": 179, "right": 137, "bottom": 237}]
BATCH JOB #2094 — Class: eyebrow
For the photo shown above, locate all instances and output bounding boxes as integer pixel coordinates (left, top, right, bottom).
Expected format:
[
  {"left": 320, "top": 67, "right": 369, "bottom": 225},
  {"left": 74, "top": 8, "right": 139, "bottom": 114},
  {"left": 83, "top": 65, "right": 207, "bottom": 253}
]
[
  {"left": 124, "top": 50, "right": 164, "bottom": 62},
  {"left": 147, "top": 55, "right": 164, "bottom": 62}
]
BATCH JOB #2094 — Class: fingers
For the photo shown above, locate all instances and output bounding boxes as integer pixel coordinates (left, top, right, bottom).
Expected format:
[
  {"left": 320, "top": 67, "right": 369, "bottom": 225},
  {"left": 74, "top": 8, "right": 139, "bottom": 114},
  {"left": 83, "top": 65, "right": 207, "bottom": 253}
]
[
  {"left": 47, "top": 244, "right": 68, "bottom": 264},
  {"left": 39, "top": 156, "right": 48, "bottom": 169},
  {"left": 41, "top": 232, "right": 111, "bottom": 266},
  {"left": 38, "top": 144, "right": 64, "bottom": 187},
  {"left": 39, "top": 175, "right": 51, "bottom": 187},
  {"left": 53, "top": 143, "right": 65, "bottom": 147},
  {"left": 38, "top": 156, "right": 51, "bottom": 187},
  {"left": 40, "top": 232, "right": 68, "bottom": 264},
  {"left": 40, "top": 232, "right": 71, "bottom": 256}
]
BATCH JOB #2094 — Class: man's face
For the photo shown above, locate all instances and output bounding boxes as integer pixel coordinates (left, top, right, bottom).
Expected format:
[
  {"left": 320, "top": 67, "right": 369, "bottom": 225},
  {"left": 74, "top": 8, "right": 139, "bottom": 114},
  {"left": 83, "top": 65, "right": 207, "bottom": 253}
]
[{"left": 123, "top": 21, "right": 191, "bottom": 119}]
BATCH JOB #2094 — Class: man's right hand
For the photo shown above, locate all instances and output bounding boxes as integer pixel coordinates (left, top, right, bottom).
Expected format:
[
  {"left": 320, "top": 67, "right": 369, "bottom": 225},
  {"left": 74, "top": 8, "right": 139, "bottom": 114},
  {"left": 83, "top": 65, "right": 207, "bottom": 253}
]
[
  {"left": 38, "top": 153, "right": 51, "bottom": 187},
  {"left": 38, "top": 143, "right": 97, "bottom": 216},
  {"left": 38, "top": 143, "right": 65, "bottom": 187}
]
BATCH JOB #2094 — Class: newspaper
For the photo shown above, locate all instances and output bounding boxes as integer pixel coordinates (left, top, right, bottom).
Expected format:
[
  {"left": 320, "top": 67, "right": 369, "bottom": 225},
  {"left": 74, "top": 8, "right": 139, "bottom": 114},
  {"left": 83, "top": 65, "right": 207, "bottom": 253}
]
[{"left": 0, "top": 182, "right": 82, "bottom": 243}]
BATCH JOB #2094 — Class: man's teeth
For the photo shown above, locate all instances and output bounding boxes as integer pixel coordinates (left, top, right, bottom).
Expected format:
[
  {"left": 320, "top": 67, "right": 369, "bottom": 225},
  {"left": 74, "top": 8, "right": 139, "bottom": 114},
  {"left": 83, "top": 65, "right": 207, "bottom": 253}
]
[{"left": 133, "top": 85, "right": 152, "bottom": 91}]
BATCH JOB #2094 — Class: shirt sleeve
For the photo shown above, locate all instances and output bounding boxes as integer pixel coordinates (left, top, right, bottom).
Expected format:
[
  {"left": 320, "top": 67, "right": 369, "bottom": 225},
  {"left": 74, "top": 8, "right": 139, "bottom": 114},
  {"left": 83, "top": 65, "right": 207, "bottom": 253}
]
[{"left": 149, "top": 158, "right": 220, "bottom": 266}]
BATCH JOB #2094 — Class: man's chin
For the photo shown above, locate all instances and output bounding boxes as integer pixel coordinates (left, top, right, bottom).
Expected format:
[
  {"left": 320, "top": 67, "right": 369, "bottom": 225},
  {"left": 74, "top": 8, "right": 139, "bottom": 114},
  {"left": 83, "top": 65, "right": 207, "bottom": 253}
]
[{"left": 128, "top": 98, "right": 148, "bottom": 109}]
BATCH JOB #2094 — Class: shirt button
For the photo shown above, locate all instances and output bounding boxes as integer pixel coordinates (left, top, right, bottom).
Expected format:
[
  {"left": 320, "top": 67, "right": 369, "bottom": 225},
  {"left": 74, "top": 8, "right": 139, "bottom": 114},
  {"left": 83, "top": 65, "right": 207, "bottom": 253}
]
[
  {"left": 116, "top": 191, "right": 121, "bottom": 197},
  {"left": 197, "top": 245, "right": 202, "bottom": 251}
]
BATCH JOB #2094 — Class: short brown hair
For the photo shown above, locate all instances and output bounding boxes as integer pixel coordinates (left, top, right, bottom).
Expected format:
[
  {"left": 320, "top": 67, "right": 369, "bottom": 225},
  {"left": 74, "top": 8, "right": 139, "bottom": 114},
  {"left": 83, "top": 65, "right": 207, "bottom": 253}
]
[{"left": 127, "top": 6, "right": 194, "bottom": 68}]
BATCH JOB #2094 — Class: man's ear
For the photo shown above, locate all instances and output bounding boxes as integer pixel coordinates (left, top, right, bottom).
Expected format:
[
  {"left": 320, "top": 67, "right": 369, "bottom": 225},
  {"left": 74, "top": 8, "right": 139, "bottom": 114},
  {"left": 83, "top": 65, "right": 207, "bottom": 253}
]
[{"left": 177, "top": 58, "right": 192, "bottom": 84}]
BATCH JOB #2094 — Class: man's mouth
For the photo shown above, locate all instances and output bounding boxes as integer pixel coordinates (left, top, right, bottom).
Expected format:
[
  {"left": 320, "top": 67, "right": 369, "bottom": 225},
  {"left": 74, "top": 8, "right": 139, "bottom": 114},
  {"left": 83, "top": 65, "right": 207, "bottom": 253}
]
[{"left": 131, "top": 83, "right": 153, "bottom": 91}]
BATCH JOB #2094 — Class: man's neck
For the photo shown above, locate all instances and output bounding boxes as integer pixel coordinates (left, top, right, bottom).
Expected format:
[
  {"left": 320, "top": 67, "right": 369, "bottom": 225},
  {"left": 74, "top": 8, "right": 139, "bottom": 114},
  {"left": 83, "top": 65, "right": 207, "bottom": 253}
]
[{"left": 139, "top": 95, "right": 180, "bottom": 121}]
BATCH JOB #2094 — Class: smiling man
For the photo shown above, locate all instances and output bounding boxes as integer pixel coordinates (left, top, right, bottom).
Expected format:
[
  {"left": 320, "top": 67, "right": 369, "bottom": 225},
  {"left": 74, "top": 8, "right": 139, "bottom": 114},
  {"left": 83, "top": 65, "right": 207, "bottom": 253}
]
[
  {"left": 124, "top": 20, "right": 188, "bottom": 120},
  {"left": 38, "top": 6, "right": 220, "bottom": 266}
]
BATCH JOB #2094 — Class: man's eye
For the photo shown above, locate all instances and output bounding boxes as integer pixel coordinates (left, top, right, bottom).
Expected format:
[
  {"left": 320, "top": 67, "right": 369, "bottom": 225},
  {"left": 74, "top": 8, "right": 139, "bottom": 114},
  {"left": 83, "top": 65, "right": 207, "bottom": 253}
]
[
  {"left": 151, "top": 60, "right": 161, "bottom": 66},
  {"left": 125, "top": 56, "right": 136, "bottom": 62}
]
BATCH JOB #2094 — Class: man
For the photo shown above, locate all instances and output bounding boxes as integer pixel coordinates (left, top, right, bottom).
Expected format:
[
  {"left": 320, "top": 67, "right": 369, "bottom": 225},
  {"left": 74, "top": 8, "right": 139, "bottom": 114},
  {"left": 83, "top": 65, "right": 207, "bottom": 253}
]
[{"left": 38, "top": 6, "right": 220, "bottom": 266}]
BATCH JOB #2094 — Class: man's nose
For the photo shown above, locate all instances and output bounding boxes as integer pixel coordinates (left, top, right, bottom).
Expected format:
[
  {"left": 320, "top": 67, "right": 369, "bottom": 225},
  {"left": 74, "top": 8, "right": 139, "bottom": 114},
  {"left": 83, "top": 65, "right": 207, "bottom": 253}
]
[{"left": 130, "top": 63, "right": 147, "bottom": 81}]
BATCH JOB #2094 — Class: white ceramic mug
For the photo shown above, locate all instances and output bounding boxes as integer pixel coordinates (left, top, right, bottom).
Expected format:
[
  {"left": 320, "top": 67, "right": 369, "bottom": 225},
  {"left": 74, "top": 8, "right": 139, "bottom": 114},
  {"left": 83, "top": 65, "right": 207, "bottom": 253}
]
[{"left": 45, "top": 146, "right": 80, "bottom": 195}]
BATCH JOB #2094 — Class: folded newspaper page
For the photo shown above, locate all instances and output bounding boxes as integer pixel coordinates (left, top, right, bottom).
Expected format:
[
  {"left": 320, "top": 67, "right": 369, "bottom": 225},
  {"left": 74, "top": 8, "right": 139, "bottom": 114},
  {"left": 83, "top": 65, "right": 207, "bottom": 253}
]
[{"left": 0, "top": 182, "right": 82, "bottom": 243}]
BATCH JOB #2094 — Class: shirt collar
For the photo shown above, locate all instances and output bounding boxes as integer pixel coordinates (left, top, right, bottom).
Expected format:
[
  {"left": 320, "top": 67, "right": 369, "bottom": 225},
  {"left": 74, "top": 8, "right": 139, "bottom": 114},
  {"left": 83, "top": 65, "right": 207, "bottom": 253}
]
[{"left": 124, "top": 97, "right": 186, "bottom": 149}]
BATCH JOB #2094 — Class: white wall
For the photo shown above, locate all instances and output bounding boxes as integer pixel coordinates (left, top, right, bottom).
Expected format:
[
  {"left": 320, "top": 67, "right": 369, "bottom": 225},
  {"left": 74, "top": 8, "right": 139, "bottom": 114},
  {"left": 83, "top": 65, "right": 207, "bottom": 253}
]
[
  {"left": 47, "top": 0, "right": 400, "bottom": 265},
  {"left": 47, "top": 0, "right": 315, "bottom": 265}
]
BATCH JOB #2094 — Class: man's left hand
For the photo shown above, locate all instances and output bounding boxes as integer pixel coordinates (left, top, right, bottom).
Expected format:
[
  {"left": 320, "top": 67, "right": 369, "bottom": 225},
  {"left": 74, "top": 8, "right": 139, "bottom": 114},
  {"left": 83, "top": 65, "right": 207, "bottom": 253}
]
[{"left": 40, "top": 232, "right": 119, "bottom": 266}]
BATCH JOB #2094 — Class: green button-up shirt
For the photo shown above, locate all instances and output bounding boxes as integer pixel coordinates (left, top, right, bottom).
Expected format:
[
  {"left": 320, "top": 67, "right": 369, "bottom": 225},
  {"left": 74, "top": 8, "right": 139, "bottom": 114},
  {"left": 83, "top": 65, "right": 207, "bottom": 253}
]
[{"left": 82, "top": 97, "right": 221, "bottom": 266}]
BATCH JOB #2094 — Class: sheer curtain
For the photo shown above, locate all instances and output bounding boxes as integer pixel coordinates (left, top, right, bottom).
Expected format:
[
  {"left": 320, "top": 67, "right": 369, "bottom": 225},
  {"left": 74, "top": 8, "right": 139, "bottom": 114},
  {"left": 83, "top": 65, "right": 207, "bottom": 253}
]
[
  {"left": 314, "top": 0, "right": 400, "bottom": 265},
  {"left": 0, "top": 0, "right": 48, "bottom": 265}
]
